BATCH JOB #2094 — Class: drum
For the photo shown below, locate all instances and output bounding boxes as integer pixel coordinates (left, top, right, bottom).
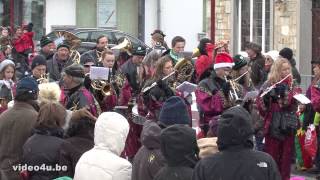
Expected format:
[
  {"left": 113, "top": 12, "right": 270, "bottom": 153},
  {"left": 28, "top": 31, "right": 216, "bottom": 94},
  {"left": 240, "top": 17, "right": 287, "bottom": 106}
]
[{"left": 131, "top": 105, "right": 147, "bottom": 125}]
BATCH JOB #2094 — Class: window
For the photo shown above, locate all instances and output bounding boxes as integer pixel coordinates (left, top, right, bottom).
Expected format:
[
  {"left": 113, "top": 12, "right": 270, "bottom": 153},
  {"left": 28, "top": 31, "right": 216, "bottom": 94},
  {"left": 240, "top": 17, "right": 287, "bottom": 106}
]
[
  {"left": 238, "top": 0, "right": 271, "bottom": 52},
  {"left": 91, "top": 31, "right": 116, "bottom": 44},
  {"left": 76, "top": 31, "right": 90, "bottom": 42},
  {"left": 23, "top": 0, "right": 44, "bottom": 40}
]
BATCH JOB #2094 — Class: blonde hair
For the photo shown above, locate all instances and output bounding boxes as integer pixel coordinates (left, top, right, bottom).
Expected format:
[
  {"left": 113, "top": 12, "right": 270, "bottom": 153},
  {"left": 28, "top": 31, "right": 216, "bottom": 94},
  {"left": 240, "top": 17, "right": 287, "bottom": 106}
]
[
  {"left": 267, "top": 57, "right": 292, "bottom": 84},
  {"left": 38, "top": 82, "right": 61, "bottom": 103}
]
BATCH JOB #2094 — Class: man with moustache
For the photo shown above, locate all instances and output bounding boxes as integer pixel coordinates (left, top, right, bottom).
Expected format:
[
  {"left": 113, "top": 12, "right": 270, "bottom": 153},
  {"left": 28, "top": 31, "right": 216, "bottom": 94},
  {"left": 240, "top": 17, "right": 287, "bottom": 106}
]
[
  {"left": 47, "top": 42, "right": 73, "bottom": 81},
  {"left": 81, "top": 35, "right": 108, "bottom": 66}
]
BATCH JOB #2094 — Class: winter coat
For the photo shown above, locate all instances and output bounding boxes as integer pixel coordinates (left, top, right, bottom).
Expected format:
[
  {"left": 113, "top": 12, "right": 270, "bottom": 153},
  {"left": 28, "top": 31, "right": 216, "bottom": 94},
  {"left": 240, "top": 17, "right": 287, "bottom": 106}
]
[
  {"left": 118, "top": 80, "right": 143, "bottom": 159},
  {"left": 0, "top": 101, "right": 38, "bottom": 180},
  {"left": 0, "top": 80, "right": 15, "bottom": 114},
  {"left": 81, "top": 50, "right": 101, "bottom": 66},
  {"left": 193, "top": 148, "right": 281, "bottom": 180},
  {"left": 248, "top": 53, "right": 267, "bottom": 89},
  {"left": 13, "top": 32, "right": 34, "bottom": 54},
  {"left": 256, "top": 81, "right": 301, "bottom": 180},
  {"left": 22, "top": 127, "right": 66, "bottom": 180},
  {"left": 154, "top": 125, "right": 199, "bottom": 180},
  {"left": 63, "top": 85, "right": 98, "bottom": 117},
  {"left": 311, "top": 85, "right": 320, "bottom": 113},
  {"left": 39, "top": 50, "right": 54, "bottom": 60},
  {"left": 74, "top": 112, "right": 131, "bottom": 180},
  {"left": 195, "top": 44, "right": 214, "bottom": 82},
  {"left": 195, "top": 72, "right": 232, "bottom": 136},
  {"left": 256, "top": 81, "right": 301, "bottom": 136},
  {"left": 47, "top": 53, "right": 73, "bottom": 81},
  {"left": 59, "top": 133, "right": 94, "bottom": 178},
  {"left": 120, "top": 58, "right": 141, "bottom": 95},
  {"left": 132, "top": 121, "right": 165, "bottom": 180},
  {"left": 142, "top": 79, "right": 175, "bottom": 121},
  {"left": 288, "top": 58, "right": 301, "bottom": 85},
  {"left": 193, "top": 106, "right": 281, "bottom": 180}
]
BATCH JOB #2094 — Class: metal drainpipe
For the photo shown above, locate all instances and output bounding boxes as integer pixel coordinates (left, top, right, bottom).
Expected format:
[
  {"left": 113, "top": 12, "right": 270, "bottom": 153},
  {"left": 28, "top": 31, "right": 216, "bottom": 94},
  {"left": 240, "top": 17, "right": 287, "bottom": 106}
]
[
  {"left": 211, "top": 0, "right": 215, "bottom": 42},
  {"left": 157, "top": 0, "right": 161, "bottom": 29},
  {"left": 138, "top": 0, "right": 145, "bottom": 42}
]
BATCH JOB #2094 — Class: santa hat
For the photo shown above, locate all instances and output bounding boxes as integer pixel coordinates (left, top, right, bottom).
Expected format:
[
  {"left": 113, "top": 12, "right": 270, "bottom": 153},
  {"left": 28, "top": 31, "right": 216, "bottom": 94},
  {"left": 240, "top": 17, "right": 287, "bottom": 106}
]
[{"left": 214, "top": 53, "right": 234, "bottom": 69}]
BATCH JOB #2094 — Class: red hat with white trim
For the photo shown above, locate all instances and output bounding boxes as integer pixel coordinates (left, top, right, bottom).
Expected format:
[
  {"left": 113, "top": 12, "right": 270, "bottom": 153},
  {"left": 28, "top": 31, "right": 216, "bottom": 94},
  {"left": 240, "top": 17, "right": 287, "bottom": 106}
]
[{"left": 214, "top": 53, "right": 234, "bottom": 70}]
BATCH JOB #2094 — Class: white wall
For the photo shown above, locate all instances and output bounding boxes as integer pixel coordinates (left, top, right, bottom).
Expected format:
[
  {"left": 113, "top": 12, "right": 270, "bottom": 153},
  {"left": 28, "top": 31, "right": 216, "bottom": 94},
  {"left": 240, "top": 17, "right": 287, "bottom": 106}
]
[
  {"left": 45, "top": 0, "right": 76, "bottom": 34},
  {"left": 145, "top": 0, "right": 203, "bottom": 51},
  {"left": 144, "top": 0, "right": 158, "bottom": 46},
  {"left": 297, "top": 0, "right": 312, "bottom": 75}
]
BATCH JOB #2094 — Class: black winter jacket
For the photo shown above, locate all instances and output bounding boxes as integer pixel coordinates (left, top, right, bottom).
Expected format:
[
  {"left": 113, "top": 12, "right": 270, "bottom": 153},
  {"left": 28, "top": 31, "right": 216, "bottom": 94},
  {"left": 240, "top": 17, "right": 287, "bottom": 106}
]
[
  {"left": 22, "top": 127, "right": 65, "bottom": 180},
  {"left": 132, "top": 121, "right": 165, "bottom": 180},
  {"left": 154, "top": 125, "right": 199, "bottom": 180}
]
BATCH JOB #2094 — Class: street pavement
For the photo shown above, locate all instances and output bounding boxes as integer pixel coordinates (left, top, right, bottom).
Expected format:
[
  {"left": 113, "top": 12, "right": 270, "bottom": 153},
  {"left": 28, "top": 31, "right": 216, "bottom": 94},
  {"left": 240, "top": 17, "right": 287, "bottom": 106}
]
[{"left": 291, "top": 165, "right": 319, "bottom": 180}]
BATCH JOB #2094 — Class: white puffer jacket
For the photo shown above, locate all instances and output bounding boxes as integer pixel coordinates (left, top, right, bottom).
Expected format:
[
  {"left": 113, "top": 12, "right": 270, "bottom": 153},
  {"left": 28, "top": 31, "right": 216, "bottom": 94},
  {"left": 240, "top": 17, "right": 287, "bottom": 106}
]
[{"left": 74, "top": 112, "right": 131, "bottom": 180}]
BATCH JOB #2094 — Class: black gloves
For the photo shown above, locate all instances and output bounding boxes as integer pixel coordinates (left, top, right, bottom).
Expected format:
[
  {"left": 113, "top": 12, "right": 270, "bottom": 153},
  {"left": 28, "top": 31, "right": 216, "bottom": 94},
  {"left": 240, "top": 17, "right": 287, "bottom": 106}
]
[
  {"left": 27, "top": 23, "right": 33, "bottom": 32},
  {"left": 156, "top": 79, "right": 166, "bottom": 89},
  {"left": 156, "top": 79, "right": 174, "bottom": 97},
  {"left": 275, "top": 83, "right": 288, "bottom": 98},
  {"left": 221, "top": 81, "right": 231, "bottom": 96}
]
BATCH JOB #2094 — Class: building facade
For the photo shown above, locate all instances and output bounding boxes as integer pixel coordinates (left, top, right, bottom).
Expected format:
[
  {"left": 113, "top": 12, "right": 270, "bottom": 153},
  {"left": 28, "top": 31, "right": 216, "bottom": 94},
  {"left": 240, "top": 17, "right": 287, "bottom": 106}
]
[
  {"left": 144, "top": 0, "right": 204, "bottom": 51},
  {"left": 46, "top": 0, "right": 140, "bottom": 37},
  {"left": 0, "top": 0, "right": 141, "bottom": 40},
  {"left": 204, "top": 0, "right": 314, "bottom": 82},
  {"left": 0, "top": 0, "right": 45, "bottom": 40}
]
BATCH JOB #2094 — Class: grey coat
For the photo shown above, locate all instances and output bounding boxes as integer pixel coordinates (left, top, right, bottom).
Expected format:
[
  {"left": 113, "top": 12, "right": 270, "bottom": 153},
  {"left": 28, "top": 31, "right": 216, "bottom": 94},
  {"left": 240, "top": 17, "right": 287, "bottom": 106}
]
[
  {"left": 47, "top": 53, "right": 73, "bottom": 81},
  {"left": 0, "top": 101, "right": 38, "bottom": 180}
]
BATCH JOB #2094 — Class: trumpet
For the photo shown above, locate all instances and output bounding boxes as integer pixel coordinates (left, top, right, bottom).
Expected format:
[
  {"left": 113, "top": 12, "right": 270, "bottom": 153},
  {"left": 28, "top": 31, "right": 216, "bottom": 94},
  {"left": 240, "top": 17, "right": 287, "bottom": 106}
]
[
  {"left": 224, "top": 75, "right": 242, "bottom": 103},
  {"left": 37, "top": 73, "right": 50, "bottom": 84},
  {"left": 91, "top": 79, "right": 113, "bottom": 96}
]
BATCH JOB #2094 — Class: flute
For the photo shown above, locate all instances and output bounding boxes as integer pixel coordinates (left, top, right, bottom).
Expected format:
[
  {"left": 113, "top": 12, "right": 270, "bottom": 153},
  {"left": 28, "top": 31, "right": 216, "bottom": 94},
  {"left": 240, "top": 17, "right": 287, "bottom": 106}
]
[{"left": 142, "top": 71, "right": 176, "bottom": 93}]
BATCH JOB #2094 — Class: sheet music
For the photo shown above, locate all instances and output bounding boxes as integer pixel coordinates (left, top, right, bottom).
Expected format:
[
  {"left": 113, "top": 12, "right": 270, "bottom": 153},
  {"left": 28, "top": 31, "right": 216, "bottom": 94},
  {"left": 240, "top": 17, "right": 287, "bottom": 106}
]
[
  {"left": 293, "top": 94, "right": 311, "bottom": 104},
  {"left": 90, "top": 67, "right": 109, "bottom": 80},
  {"left": 176, "top": 81, "right": 197, "bottom": 94}
]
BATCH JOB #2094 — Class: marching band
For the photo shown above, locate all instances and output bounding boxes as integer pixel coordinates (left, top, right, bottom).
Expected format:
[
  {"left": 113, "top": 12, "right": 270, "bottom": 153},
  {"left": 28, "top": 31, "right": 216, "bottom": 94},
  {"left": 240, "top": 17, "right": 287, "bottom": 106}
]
[{"left": 0, "top": 27, "right": 319, "bottom": 180}]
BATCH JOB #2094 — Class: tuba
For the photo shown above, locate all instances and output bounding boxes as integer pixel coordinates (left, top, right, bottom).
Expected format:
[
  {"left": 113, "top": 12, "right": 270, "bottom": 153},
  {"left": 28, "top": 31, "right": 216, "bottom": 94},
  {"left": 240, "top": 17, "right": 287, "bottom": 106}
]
[
  {"left": 111, "top": 37, "right": 132, "bottom": 55},
  {"left": 50, "top": 30, "right": 81, "bottom": 64},
  {"left": 174, "top": 58, "right": 194, "bottom": 83}
]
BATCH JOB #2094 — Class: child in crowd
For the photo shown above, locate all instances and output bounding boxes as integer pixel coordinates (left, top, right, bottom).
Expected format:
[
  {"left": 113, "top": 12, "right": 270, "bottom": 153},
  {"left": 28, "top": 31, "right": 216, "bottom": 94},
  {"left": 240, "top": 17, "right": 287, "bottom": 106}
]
[{"left": 0, "top": 59, "right": 16, "bottom": 113}]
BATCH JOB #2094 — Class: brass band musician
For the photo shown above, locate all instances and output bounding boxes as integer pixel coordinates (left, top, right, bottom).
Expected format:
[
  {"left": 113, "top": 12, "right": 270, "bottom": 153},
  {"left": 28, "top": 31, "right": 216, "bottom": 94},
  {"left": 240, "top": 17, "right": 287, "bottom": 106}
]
[
  {"left": 195, "top": 53, "right": 242, "bottom": 137},
  {"left": 80, "top": 35, "right": 108, "bottom": 66}
]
